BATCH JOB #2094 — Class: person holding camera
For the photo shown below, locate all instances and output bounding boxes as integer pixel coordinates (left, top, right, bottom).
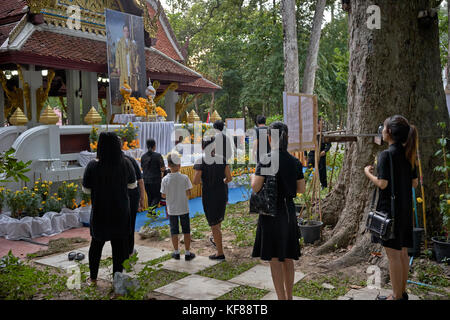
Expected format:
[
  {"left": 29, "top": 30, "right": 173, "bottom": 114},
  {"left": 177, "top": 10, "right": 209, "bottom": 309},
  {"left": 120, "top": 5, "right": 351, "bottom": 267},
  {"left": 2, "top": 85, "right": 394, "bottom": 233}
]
[{"left": 364, "top": 115, "right": 419, "bottom": 300}]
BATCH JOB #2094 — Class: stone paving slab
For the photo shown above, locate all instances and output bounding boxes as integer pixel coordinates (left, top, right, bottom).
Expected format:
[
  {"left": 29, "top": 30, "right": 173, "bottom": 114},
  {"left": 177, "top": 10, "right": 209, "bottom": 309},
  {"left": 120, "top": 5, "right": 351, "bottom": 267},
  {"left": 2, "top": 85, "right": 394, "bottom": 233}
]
[
  {"left": 155, "top": 274, "right": 239, "bottom": 300},
  {"left": 35, "top": 253, "right": 85, "bottom": 270},
  {"left": 229, "top": 265, "right": 306, "bottom": 291},
  {"left": 159, "top": 255, "right": 222, "bottom": 274},
  {"left": 341, "top": 287, "right": 421, "bottom": 300},
  {"left": 261, "top": 291, "right": 310, "bottom": 300}
]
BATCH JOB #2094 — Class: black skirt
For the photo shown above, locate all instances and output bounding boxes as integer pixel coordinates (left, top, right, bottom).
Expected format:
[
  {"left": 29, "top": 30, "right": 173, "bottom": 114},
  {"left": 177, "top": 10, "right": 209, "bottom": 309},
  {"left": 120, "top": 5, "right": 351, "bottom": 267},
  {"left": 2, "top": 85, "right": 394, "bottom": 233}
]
[
  {"left": 252, "top": 200, "right": 301, "bottom": 262},
  {"left": 202, "top": 185, "right": 228, "bottom": 226}
]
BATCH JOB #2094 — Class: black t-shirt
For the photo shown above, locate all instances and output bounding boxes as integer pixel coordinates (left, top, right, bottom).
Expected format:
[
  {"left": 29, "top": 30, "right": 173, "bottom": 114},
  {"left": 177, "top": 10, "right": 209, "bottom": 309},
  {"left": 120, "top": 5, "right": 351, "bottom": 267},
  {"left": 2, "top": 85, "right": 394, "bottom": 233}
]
[
  {"left": 124, "top": 154, "right": 142, "bottom": 198},
  {"left": 82, "top": 157, "right": 136, "bottom": 240},
  {"left": 255, "top": 150, "right": 304, "bottom": 203},
  {"left": 376, "top": 143, "right": 417, "bottom": 214},
  {"left": 193, "top": 155, "right": 228, "bottom": 191},
  {"left": 141, "top": 151, "right": 165, "bottom": 183}
]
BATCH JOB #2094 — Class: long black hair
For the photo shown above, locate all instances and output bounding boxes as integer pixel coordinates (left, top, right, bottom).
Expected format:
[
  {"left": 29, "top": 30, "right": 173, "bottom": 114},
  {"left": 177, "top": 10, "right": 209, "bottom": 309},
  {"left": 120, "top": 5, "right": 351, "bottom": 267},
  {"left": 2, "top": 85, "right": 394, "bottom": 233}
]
[
  {"left": 96, "top": 131, "right": 128, "bottom": 186},
  {"left": 384, "top": 115, "right": 417, "bottom": 168},
  {"left": 269, "top": 121, "right": 289, "bottom": 152}
]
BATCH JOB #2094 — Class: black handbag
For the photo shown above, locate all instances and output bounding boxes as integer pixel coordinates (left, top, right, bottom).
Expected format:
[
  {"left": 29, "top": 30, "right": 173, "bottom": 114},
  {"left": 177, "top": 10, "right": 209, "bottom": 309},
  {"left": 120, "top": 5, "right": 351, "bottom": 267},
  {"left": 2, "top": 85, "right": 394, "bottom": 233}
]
[
  {"left": 249, "top": 174, "right": 278, "bottom": 217},
  {"left": 365, "top": 151, "right": 396, "bottom": 241}
]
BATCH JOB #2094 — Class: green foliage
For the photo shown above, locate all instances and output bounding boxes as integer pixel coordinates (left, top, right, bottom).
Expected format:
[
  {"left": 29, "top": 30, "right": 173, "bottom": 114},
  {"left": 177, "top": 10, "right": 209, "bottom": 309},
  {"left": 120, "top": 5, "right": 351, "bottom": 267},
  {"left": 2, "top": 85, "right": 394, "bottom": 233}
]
[
  {"left": 197, "top": 260, "right": 258, "bottom": 281},
  {"left": 0, "top": 251, "right": 67, "bottom": 300},
  {"left": 167, "top": 1, "right": 349, "bottom": 129},
  {"left": 216, "top": 285, "right": 269, "bottom": 300},
  {"left": 0, "top": 148, "right": 31, "bottom": 183},
  {"left": 266, "top": 114, "right": 283, "bottom": 125},
  {"left": 292, "top": 274, "right": 356, "bottom": 300}
]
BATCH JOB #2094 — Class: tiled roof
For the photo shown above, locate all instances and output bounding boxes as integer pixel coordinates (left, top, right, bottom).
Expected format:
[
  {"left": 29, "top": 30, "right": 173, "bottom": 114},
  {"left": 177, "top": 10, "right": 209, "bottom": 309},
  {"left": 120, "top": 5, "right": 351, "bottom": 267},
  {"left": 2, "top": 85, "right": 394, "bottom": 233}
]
[
  {"left": 179, "top": 77, "right": 222, "bottom": 93},
  {"left": 0, "top": 0, "right": 26, "bottom": 21},
  {"left": 148, "top": 2, "right": 184, "bottom": 62},
  {"left": 0, "top": 21, "right": 18, "bottom": 45},
  {"left": 4, "top": 30, "right": 217, "bottom": 89}
]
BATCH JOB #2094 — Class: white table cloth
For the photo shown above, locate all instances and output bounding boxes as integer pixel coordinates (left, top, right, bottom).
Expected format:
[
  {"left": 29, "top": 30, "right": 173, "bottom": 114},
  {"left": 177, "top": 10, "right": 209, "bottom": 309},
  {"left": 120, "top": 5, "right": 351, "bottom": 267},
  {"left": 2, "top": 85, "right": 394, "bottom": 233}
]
[
  {"left": 114, "top": 114, "right": 138, "bottom": 124},
  {"left": 132, "top": 121, "right": 175, "bottom": 156},
  {"left": 78, "top": 149, "right": 145, "bottom": 167}
]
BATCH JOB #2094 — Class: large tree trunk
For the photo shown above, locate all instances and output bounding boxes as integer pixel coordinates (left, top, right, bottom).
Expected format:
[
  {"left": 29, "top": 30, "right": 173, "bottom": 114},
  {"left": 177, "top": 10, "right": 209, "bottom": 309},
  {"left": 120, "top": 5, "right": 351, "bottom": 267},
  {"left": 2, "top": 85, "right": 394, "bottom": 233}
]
[
  {"left": 317, "top": 1, "right": 449, "bottom": 271},
  {"left": 302, "top": 0, "right": 326, "bottom": 94},
  {"left": 447, "top": 0, "right": 450, "bottom": 90},
  {"left": 281, "top": 0, "right": 300, "bottom": 93}
]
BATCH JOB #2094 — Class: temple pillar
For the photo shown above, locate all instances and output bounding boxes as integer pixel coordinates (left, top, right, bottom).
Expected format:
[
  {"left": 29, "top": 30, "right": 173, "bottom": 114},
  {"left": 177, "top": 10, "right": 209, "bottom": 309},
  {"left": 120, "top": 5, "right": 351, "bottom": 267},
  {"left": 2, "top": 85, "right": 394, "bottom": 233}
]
[
  {"left": 81, "top": 71, "right": 99, "bottom": 123},
  {"left": 165, "top": 90, "right": 178, "bottom": 122},
  {"left": 0, "top": 85, "right": 4, "bottom": 126},
  {"left": 66, "top": 70, "right": 81, "bottom": 125},
  {"left": 20, "top": 66, "right": 42, "bottom": 128}
]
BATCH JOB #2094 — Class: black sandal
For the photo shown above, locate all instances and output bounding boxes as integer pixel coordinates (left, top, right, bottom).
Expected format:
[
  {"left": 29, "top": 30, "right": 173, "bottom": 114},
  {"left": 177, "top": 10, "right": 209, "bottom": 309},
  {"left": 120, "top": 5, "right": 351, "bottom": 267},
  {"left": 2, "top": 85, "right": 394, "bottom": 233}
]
[
  {"left": 68, "top": 252, "right": 77, "bottom": 261},
  {"left": 74, "top": 253, "right": 85, "bottom": 261}
]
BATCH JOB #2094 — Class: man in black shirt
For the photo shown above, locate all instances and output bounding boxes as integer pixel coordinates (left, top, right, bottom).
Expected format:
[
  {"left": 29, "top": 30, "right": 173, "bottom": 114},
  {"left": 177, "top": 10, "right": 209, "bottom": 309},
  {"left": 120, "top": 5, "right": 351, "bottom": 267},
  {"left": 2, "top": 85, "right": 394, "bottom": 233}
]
[
  {"left": 213, "top": 120, "right": 234, "bottom": 163},
  {"left": 141, "top": 138, "right": 166, "bottom": 207},
  {"left": 252, "top": 115, "right": 271, "bottom": 164},
  {"left": 306, "top": 120, "right": 331, "bottom": 189}
]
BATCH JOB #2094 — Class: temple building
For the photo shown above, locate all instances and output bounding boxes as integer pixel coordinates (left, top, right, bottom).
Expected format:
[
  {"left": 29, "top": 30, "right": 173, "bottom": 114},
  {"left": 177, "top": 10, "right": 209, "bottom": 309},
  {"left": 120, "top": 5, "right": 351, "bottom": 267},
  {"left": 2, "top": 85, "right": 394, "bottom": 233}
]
[{"left": 0, "top": 0, "right": 221, "bottom": 127}]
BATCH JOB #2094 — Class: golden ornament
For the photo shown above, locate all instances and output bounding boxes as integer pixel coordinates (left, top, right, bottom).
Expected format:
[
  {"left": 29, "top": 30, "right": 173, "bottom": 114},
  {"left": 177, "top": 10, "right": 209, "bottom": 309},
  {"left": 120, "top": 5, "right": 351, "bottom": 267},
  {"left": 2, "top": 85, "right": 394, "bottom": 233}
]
[
  {"left": 84, "top": 107, "right": 102, "bottom": 125},
  {"left": 9, "top": 107, "right": 28, "bottom": 126},
  {"left": 210, "top": 110, "right": 222, "bottom": 123},
  {"left": 39, "top": 105, "right": 59, "bottom": 125}
]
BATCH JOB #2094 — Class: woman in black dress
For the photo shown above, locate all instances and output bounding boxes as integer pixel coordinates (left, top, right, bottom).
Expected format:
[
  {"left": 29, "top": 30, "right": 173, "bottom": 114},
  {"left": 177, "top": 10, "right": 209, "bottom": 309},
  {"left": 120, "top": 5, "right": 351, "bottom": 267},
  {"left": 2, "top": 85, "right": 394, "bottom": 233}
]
[
  {"left": 364, "top": 115, "right": 418, "bottom": 300},
  {"left": 251, "top": 121, "right": 306, "bottom": 300},
  {"left": 193, "top": 136, "right": 232, "bottom": 260},
  {"left": 82, "top": 132, "right": 137, "bottom": 285}
]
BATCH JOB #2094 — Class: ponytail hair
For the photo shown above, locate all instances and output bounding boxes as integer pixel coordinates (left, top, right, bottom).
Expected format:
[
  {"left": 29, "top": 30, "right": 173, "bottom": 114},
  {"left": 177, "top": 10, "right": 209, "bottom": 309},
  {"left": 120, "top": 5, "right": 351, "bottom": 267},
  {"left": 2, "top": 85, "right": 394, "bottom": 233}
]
[
  {"left": 405, "top": 124, "right": 418, "bottom": 169},
  {"left": 384, "top": 115, "right": 417, "bottom": 168},
  {"left": 269, "top": 121, "right": 289, "bottom": 152}
]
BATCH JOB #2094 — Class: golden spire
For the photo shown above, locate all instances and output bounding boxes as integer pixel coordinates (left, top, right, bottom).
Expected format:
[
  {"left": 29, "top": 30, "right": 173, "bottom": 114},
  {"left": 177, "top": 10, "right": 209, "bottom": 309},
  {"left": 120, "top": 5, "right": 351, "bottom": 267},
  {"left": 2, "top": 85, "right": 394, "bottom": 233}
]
[
  {"left": 84, "top": 107, "right": 102, "bottom": 125},
  {"left": 9, "top": 107, "right": 28, "bottom": 126},
  {"left": 210, "top": 110, "right": 221, "bottom": 123},
  {"left": 39, "top": 105, "right": 59, "bottom": 125}
]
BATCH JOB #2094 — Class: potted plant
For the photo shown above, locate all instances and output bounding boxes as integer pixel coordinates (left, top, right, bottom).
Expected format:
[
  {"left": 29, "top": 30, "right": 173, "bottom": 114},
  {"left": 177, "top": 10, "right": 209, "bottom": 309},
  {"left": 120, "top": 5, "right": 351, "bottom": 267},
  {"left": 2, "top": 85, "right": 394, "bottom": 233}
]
[
  {"left": 432, "top": 122, "right": 450, "bottom": 264},
  {"left": 296, "top": 191, "right": 323, "bottom": 244},
  {"left": 0, "top": 187, "right": 5, "bottom": 213}
]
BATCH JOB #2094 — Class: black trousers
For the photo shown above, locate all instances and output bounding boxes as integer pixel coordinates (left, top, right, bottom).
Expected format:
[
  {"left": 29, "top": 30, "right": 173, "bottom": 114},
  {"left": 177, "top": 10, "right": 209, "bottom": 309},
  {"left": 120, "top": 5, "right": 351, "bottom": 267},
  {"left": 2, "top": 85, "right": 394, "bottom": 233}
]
[
  {"left": 307, "top": 155, "right": 327, "bottom": 188},
  {"left": 128, "top": 190, "right": 140, "bottom": 255},
  {"left": 88, "top": 238, "right": 128, "bottom": 280},
  {"left": 145, "top": 181, "right": 161, "bottom": 207}
]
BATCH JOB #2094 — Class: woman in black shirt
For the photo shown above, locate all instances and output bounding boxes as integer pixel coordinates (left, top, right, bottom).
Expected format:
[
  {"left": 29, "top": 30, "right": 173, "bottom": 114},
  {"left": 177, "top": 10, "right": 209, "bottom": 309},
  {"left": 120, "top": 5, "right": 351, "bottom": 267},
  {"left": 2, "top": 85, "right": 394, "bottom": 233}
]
[
  {"left": 193, "top": 136, "right": 232, "bottom": 260},
  {"left": 82, "top": 132, "right": 137, "bottom": 285},
  {"left": 364, "top": 115, "right": 419, "bottom": 300},
  {"left": 251, "top": 121, "right": 306, "bottom": 300},
  {"left": 141, "top": 138, "right": 166, "bottom": 207}
]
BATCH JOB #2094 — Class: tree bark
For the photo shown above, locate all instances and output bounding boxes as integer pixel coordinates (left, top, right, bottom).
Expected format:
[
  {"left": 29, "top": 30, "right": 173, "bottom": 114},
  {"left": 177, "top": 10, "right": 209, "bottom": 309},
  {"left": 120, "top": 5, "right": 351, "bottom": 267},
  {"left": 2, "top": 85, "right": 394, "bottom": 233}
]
[
  {"left": 317, "top": 1, "right": 449, "bottom": 272},
  {"left": 281, "top": 0, "right": 300, "bottom": 93},
  {"left": 447, "top": 0, "right": 450, "bottom": 90},
  {"left": 302, "top": 0, "right": 326, "bottom": 94}
]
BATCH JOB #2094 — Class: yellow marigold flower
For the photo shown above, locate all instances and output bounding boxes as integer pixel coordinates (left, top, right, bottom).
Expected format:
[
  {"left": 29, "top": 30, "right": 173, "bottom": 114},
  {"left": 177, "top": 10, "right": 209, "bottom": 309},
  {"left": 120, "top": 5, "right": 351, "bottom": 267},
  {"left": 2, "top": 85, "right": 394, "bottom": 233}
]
[
  {"left": 31, "top": 193, "right": 35, "bottom": 197},
  {"left": 49, "top": 181, "right": 53, "bottom": 185},
  {"left": 23, "top": 187, "right": 27, "bottom": 190},
  {"left": 44, "top": 192, "right": 48, "bottom": 195},
  {"left": 35, "top": 181, "right": 39, "bottom": 185},
  {"left": 41, "top": 201, "right": 46, "bottom": 204},
  {"left": 417, "top": 197, "right": 423, "bottom": 203},
  {"left": 57, "top": 198, "right": 62, "bottom": 201},
  {"left": 41, "top": 184, "right": 45, "bottom": 188},
  {"left": 34, "top": 188, "right": 38, "bottom": 192},
  {"left": 447, "top": 199, "right": 450, "bottom": 205}
]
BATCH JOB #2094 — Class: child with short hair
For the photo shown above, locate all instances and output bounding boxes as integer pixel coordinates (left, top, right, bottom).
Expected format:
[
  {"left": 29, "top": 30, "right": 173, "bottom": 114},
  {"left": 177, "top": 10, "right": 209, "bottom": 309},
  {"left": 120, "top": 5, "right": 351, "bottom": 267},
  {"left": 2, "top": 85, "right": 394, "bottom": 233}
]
[{"left": 161, "top": 152, "right": 195, "bottom": 261}]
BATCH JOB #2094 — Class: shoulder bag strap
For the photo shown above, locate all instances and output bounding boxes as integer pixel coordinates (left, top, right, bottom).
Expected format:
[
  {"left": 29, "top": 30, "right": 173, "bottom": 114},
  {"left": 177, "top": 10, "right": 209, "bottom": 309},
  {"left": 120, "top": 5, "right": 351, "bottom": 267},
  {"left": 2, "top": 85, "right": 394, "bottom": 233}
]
[{"left": 388, "top": 151, "right": 395, "bottom": 219}]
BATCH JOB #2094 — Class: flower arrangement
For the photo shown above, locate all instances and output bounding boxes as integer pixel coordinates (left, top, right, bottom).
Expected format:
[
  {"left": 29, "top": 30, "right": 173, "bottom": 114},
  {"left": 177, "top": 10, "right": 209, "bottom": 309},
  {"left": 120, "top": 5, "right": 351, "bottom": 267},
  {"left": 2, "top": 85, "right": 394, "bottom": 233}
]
[
  {"left": 116, "top": 122, "right": 140, "bottom": 150},
  {"left": 89, "top": 126, "right": 99, "bottom": 152},
  {"left": 156, "top": 106, "right": 167, "bottom": 118},
  {"left": 58, "top": 181, "right": 78, "bottom": 209},
  {"left": 130, "top": 97, "right": 147, "bottom": 117}
]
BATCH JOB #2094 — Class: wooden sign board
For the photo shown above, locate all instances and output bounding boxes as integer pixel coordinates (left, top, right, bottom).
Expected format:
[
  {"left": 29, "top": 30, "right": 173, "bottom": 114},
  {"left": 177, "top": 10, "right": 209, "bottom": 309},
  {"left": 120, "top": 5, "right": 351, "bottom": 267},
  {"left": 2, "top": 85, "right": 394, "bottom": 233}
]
[{"left": 283, "top": 92, "right": 318, "bottom": 152}]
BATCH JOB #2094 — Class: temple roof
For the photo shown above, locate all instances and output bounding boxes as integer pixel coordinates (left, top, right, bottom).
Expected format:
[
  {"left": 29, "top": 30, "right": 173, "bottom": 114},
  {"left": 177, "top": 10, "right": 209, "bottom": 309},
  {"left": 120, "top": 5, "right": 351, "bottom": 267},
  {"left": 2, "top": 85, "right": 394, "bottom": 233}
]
[{"left": 0, "top": 0, "right": 221, "bottom": 93}]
